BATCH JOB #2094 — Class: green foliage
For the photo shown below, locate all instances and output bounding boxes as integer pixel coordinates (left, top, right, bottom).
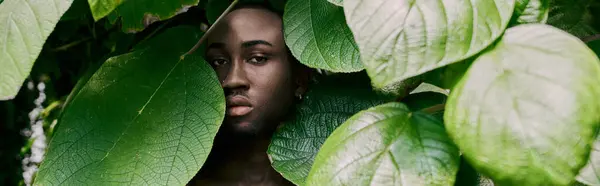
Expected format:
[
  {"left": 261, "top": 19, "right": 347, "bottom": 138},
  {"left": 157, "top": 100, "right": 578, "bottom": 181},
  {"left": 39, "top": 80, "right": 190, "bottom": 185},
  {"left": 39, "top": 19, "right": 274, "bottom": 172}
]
[
  {"left": 306, "top": 102, "right": 460, "bottom": 186},
  {"left": 588, "top": 39, "right": 600, "bottom": 54},
  {"left": 284, "top": 0, "right": 362, "bottom": 72},
  {"left": 206, "top": 0, "right": 232, "bottom": 25},
  {"left": 34, "top": 27, "right": 225, "bottom": 185},
  {"left": 445, "top": 24, "right": 600, "bottom": 185},
  {"left": 87, "top": 0, "right": 122, "bottom": 21},
  {"left": 3, "top": 0, "right": 600, "bottom": 185},
  {"left": 547, "top": 0, "right": 598, "bottom": 38},
  {"left": 105, "top": 0, "right": 199, "bottom": 32},
  {"left": 343, "top": 0, "right": 515, "bottom": 90},
  {"left": 577, "top": 136, "right": 600, "bottom": 185},
  {"left": 0, "top": 0, "right": 74, "bottom": 100},
  {"left": 512, "top": 0, "right": 550, "bottom": 24},
  {"left": 268, "top": 74, "right": 393, "bottom": 185},
  {"left": 401, "top": 91, "right": 446, "bottom": 116},
  {"left": 327, "top": 0, "right": 342, "bottom": 6}
]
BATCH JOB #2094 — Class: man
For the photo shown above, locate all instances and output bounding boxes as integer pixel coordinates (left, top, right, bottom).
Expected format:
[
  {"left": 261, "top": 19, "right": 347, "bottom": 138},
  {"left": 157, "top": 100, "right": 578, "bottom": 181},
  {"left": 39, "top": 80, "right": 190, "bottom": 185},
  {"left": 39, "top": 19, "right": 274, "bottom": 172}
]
[{"left": 190, "top": 3, "right": 309, "bottom": 186}]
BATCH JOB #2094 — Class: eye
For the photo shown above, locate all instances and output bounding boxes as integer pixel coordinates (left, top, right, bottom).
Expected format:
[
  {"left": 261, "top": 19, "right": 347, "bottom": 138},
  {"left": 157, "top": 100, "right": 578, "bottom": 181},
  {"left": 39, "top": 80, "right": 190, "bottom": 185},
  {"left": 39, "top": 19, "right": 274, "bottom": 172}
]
[
  {"left": 248, "top": 56, "right": 268, "bottom": 64},
  {"left": 210, "top": 58, "right": 228, "bottom": 66}
]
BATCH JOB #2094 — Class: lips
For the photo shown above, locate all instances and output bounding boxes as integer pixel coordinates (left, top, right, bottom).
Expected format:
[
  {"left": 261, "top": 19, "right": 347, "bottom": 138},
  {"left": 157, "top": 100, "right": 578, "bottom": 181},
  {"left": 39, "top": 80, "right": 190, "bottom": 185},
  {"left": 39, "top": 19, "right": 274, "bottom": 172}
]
[{"left": 226, "top": 95, "right": 253, "bottom": 117}]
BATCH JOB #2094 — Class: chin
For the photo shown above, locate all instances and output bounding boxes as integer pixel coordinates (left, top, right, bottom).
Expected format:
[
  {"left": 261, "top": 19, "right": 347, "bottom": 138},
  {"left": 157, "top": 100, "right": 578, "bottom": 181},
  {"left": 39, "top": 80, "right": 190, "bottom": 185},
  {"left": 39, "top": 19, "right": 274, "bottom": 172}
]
[{"left": 223, "top": 119, "right": 262, "bottom": 135}]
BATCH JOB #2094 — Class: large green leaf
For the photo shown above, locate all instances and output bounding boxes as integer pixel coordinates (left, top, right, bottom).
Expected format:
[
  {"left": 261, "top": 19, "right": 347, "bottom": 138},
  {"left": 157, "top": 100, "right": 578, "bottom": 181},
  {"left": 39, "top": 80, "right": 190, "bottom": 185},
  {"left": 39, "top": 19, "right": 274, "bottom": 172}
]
[
  {"left": 327, "top": 0, "right": 342, "bottom": 6},
  {"left": 268, "top": 74, "right": 392, "bottom": 185},
  {"left": 284, "top": 0, "right": 362, "bottom": 72},
  {"left": 106, "top": 0, "right": 198, "bottom": 33},
  {"left": 306, "top": 102, "right": 460, "bottom": 186},
  {"left": 0, "top": 0, "right": 74, "bottom": 100},
  {"left": 576, "top": 135, "right": 600, "bottom": 186},
  {"left": 445, "top": 24, "right": 600, "bottom": 185},
  {"left": 87, "top": 0, "right": 121, "bottom": 21},
  {"left": 547, "top": 0, "right": 598, "bottom": 38},
  {"left": 512, "top": 0, "right": 550, "bottom": 25},
  {"left": 34, "top": 26, "right": 225, "bottom": 185},
  {"left": 409, "top": 83, "right": 449, "bottom": 95},
  {"left": 343, "top": 0, "right": 515, "bottom": 90}
]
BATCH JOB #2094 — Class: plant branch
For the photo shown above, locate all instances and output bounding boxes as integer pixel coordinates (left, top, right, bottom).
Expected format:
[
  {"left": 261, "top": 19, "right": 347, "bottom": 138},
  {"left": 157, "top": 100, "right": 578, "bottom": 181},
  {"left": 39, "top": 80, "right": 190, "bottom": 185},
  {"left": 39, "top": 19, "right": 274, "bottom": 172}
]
[
  {"left": 181, "top": 0, "right": 240, "bottom": 59},
  {"left": 52, "top": 37, "right": 93, "bottom": 52},
  {"left": 52, "top": 23, "right": 119, "bottom": 52},
  {"left": 420, "top": 104, "right": 446, "bottom": 114},
  {"left": 582, "top": 34, "right": 600, "bottom": 43},
  {"left": 138, "top": 19, "right": 175, "bottom": 46}
]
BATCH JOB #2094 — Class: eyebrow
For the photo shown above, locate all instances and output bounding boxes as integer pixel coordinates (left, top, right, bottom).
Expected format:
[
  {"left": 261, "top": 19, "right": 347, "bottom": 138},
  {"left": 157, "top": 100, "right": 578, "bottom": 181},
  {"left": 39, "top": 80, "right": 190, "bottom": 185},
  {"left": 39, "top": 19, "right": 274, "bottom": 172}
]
[
  {"left": 242, "top": 40, "right": 273, "bottom": 48},
  {"left": 206, "top": 40, "right": 273, "bottom": 51}
]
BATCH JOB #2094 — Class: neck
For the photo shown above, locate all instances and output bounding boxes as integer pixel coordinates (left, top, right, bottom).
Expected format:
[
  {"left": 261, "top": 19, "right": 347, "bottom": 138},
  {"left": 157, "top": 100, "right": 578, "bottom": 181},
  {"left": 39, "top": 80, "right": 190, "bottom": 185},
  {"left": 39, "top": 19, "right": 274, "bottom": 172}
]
[{"left": 191, "top": 127, "right": 292, "bottom": 185}]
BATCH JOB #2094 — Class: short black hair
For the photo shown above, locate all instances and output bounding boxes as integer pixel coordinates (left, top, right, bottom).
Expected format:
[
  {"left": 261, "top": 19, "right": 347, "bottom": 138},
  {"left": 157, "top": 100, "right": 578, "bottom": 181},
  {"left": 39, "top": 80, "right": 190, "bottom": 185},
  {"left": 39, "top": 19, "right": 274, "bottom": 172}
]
[
  {"left": 233, "top": 0, "right": 284, "bottom": 16},
  {"left": 232, "top": 1, "right": 303, "bottom": 65}
]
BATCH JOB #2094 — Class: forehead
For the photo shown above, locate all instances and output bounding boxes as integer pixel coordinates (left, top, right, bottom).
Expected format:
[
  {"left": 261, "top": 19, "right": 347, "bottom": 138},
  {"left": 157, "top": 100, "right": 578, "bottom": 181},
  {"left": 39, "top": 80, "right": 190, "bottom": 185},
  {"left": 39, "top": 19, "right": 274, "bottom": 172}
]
[{"left": 207, "top": 7, "right": 284, "bottom": 46}]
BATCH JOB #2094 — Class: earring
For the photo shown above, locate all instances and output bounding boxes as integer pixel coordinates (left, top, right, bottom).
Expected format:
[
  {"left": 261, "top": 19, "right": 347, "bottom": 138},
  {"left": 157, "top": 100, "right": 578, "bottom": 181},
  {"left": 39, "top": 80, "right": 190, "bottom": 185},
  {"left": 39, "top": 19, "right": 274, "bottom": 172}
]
[{"left": 295, "top": 92, "right": 303, "bottom": 101}]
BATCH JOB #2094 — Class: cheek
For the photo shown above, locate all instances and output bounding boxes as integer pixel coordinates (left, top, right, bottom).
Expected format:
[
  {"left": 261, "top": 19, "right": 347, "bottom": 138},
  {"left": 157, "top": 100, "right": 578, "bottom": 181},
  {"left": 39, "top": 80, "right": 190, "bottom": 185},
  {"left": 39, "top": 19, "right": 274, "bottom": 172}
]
[
  {"left": 214, "top": 67, "right": 228, "bottom": 85},
  {"left": 249, "top": 63, "right": 295, "bottom": 109}
]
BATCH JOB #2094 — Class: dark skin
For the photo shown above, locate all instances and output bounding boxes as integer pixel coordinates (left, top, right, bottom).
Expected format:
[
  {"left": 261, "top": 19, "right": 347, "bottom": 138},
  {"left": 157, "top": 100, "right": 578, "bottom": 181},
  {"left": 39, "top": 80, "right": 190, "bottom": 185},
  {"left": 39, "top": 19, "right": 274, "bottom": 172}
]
[{"left": 189, "top": 6, "right": 306, "bottom": 186}]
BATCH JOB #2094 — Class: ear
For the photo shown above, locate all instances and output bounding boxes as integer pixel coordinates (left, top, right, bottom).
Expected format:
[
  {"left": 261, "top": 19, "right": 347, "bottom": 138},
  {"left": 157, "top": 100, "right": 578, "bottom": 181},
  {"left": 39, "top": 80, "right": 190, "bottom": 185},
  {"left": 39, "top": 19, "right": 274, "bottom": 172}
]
[{"left": 294, "top": 64, "right": 312, "bottom": 97}]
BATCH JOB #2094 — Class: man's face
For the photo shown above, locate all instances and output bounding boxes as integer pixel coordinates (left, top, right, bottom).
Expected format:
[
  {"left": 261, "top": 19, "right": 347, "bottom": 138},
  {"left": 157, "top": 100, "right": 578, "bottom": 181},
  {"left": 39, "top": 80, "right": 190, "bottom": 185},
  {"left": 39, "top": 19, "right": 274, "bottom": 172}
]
[{"left": 206, "top": 7, "right": 296, "bottom": 134}]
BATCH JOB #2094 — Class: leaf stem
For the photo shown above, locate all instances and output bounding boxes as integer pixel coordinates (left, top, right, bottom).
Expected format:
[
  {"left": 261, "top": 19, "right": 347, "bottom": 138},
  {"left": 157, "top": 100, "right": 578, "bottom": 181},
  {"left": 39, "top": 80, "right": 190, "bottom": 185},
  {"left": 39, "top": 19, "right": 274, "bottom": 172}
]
[
  {"left": 181, "top": 0, "right": 240, "bottom": 59},
  {"left": 421, "top": 103, "right": 445, "bottom": 114},
  {"left": 52, "top": 37, "right": 93, "bottom": 51},
  {"left": 582, "top": 34, "right": 600, "bottom": 43},
  {"left": 52, "top": 23, "right": 118, "bottom": 52},
  {"left": 138, "top": 18, "right": 175, "bottom": 47}
]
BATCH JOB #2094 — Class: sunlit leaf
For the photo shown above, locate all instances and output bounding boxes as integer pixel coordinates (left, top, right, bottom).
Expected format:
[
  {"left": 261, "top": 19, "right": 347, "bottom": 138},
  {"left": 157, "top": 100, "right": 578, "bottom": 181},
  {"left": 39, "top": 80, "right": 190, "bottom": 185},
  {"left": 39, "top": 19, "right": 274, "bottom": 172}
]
[
  {"left": 576, "top": 135, "right": 600, "bottom": 186},
  {"left": 409, "top": 83, "right": 449, "bottom": 95},
  {"left": 34, "top": 27, "right": 225, "bottom": 185},
  {"left": 343, "top": 0, "right": 515, "bottom": 90},
  {"left": 327, "top": 0, "right": 342, "bottom": 6},
  {"left": 87, "top": 0, "right": 121, "bottom": 21},
  {"left": 306, "top": 102, "right": 460, "bottom": 186},
  {"left": 512, "top": 0, "right": 550, "bottom": 24},
  {"left": 0, "top": 0, "right": 74, "bottom": 100},
  {"left": 445, "top": 24, "right": 600, "bottom": 185},
  {"left": 268, "top": 73, "right": 392, "bottom": 185},
  {"left": 284, "top": 0, "right": 362, "bottom": 72}
]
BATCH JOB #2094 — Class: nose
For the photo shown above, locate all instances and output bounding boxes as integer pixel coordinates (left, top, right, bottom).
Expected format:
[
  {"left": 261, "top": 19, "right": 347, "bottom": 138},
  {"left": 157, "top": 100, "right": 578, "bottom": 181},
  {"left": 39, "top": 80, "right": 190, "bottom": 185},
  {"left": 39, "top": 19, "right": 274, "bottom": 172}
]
[{"left": 222, "top": 59, "right": 249, "bottom": 94}]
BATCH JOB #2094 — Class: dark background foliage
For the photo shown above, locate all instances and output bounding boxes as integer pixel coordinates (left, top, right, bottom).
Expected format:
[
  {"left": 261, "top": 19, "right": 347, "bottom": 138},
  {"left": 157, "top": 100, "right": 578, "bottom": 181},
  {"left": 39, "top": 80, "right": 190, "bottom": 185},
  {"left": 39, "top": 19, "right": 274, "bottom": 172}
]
[{"left": 3, "top": 0, "right": 600, "bottom": 185}]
